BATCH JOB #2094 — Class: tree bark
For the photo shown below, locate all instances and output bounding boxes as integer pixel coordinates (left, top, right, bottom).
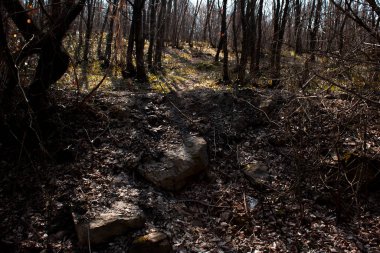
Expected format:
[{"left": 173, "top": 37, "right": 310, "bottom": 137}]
[
  {"left": 253, "top": 0, "right": 264, "bottom": 73},
  {"left": 134, "top": 0, "right": 147, "bottom": 81},
  {"left": 147, "top": 0, "right": 158, "bottom": 68},
  {"left": 221, "top": 0, "right": 229, "bottom": 82},
  {"left": 294, "top": 0, "right": 302, "bottom": 54},
  {"left": 103, "top": 0, "right": 119, "bottom": 68},
  {"left": 97, "top": 2, "right": 111, "bottom": 60},
  {"left": 270, "top": 0, "right": 290, "bottom": 87},
  {"left": 154, "top": 0, "right": 167, "bottom": 69},
  {"left": 83, "top": 0, "right": 96, "bottom": 61},
  {"left": 188, "top": 0, "right": 202, "bottom": 47}
]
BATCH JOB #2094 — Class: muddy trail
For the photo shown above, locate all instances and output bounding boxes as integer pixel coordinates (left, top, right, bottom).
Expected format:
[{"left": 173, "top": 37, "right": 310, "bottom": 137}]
[{"left": 0, "top": 84, "right": 379, "bottom": 253}]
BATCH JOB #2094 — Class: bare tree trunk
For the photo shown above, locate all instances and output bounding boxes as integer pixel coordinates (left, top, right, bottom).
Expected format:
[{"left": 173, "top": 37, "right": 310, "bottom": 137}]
[
  {"left": 203, "top": 0, "right": 215, "bottom": 44},
  {"left": 171, "top": 0, "right": 178, "bottom": 46},
  {"left": 165, "top": 0, "right": 173, "bottom": 42},
  {"left": 221, "top": 0, "right": 229, "bottom": 82},
  {"left": 103, "top": 0, "right": 119, "bottom": 68},
  {"left": 125, "top": 16, "right": 136, "bottom": 76},
  {"left": 3, "top": 0, "right": 86, "bottom": 110},
  {"left": 75, "top": 10, "right": 84, "bottom": 62},
  {"left": 154, "top": 0, "right": 167, "bottom": 69},
  {"left": 294, "top": 0, "right": 302, "bottom": 54},
  {"left": 232, "top": 0, "right": 239, "bottom": 65},
  {"left": 176, "top": 0, "right": 189, "bottom": 47},
  {"left": 254, "top": 0, "right": 264, "bottom": 73},
  {"left": 147, "top": 0, "right": 158, "bottom": 68},
  {"left": 134, "top": 0, "right": 147, "bottom": 81},
  {"left": 188, "top": 0, "right": 202, "bottom": 47},
  {"left": 249, "top": 2, "right": 257, "bottom": 75},
  {"left": 238, "top": 0, "right": 255, "bottom": 82},
  {"left": 338, "top": 15, "right": 347, "bottom": 55},
  {"left": 97, "top": 2, "right": 111, "bottom": 60},
  {"left": 271, "top": 0, "right": 290, "bottom": 87},
  {"left": 0, "top": 8, "right": 18, "bottom": 111},
  {"left": 309, "top": 0, "right": 322, "bottom": 62},
  {"left": 83, "top": 0, "right": 96, "bottom": 61}
]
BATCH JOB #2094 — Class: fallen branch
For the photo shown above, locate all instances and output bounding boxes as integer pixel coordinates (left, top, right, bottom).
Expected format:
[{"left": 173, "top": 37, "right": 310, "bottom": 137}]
[{"left": 314, "top": 73, "right": 380, "bottom": 107}]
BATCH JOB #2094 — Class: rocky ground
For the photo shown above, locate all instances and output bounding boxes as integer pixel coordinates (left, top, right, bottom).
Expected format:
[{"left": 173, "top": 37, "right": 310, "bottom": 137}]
[
  {"left": 1, "top": 86, "right": 379, "bottom": 253},
  {"left": 1, "top": 48, "right": 380, "bottom": 253}
]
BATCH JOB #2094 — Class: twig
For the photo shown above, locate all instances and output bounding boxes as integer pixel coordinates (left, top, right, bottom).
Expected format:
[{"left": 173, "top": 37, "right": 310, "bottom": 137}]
[
  {"left": 315, "top": 74, "right": 380, "bottom": 107},
  {"left": 87, "top": 225, "right": 92, "bottom": 253},
  {"left": 301, "top": 74, "right": 317, "bottom": 89},
  {"left": 80, "top": 70, "right": 109, "bottom": 105},
  {"left": 243, "top": 192, "right": 248, "bottom": 214},
  {"left": 239, "top": 98, "right": 281, "bottom": 127},
  {"left": 158, "top": 82, "right": 193, "bottom": 123},
  {"left": 213, "top": 127, "right": 217, "bottom": 160},
  {"left": 177, "top": 199, "right": 230, "bottom": 208}
]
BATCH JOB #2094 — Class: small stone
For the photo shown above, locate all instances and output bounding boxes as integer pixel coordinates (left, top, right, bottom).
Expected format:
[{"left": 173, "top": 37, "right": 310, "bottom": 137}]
[
  {"left": 243, "top": 160, "right": 270, "bottom": 188},
  {"left": 129, "top": 232, "right": 172, "bottom": 253}
]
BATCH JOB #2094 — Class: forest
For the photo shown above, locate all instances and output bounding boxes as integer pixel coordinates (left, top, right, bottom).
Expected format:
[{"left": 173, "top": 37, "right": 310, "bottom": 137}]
[{"left": 0, "top": 0, "right": 379, "bottom": 252}]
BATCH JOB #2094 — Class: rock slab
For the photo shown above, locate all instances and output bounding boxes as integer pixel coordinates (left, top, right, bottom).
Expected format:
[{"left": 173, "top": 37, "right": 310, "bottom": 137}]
[
  {"left": 138, "top": 136, "right": 209, "bottom": 191},
  {"left": 129, "top": 232, "right": 172, "bottom": 253},
  {"left": 74, "top": 202, "right": 145, "bottom": 245}
]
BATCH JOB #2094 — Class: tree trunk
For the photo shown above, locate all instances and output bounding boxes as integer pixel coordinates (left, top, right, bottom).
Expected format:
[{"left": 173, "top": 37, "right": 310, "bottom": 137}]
[
  {"left": 154, "top": 0, "right": 167, "bottom": 69},
  {"left": 134, "top": 0, "right": 147, "bottom": 81},
  {"left": 125, "top": 15, "right": 136, "bottom": 77},
  {"left": 83, "top": 0, "right": 96, "bottom": 61},
  {"left": 270, "top": 0, "right": 290, "bottom": 87},
  {"left": 171, "top": 0, "right": 178, "bottom": 47},
  {"left": 221, "top": 0, "right": 229, "bottom": 82},
  {"left": 103, "top": 0, "right": 119, "bottom": 68},
  {"left": 147, "top": 0, "right": 158, "bottom": 68},
  {"left": 309, "top": 0, "right": 322, "bottom": 62},
  {"left": 176, "top": 0, "right": 189, "bottom": 48},
  {"left": 294, "top": 0, "right": 302, "bottom": 54},
  {"left": 254, "top": 0, "right": 264, "bottom": 73},
  {"left": 232, "top": 0, "right": 239, "bottom": 65},
  {"left": 97, "top": 2, "right": 111, "bottom": 60},
  {"left": 0, "top": 8, "right": 18, "bottom": 112},
  {"left": 75, "top": 11, "right": 84, "bottom": 62},
  {"left": 188, "top": 0, "right": 202, "bottom": 47}
]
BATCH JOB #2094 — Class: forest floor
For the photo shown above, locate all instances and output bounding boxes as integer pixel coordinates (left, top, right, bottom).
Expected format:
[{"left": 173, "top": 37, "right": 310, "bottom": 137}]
[{"left": 1, "top": 47, "right": 380, "bottom": 253}]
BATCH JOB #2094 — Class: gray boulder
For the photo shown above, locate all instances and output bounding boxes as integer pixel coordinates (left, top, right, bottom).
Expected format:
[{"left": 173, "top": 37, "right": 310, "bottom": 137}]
[
  {"left": 74, "top": 202, "right": 145, "bottom": 245},
  {"left": 138, "top": 136, "right": 209, "bottom": 191}
]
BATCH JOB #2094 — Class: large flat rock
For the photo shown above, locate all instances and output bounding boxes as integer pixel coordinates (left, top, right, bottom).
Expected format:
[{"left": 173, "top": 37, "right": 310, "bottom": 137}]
[
  {"left": 138, "top": 136, "right": 209, "bottom": 191},
  {"left": 74, "top": 201, "right": 145, "bottom": 245}
]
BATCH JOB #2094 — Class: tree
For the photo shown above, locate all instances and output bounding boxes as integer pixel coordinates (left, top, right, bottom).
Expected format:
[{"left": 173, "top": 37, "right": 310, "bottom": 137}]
[
  {"left": 0, "top": 0, "right": 86, "bottom": 111},
  {"left": 97, "top": 2, "right": 111, "bottom": 61},
  {"left": 154, "top": 0, "right": 167, "bottom": 69},
  {"left": 221, "top": 0, "right": 229, "bottom": 82},
  {"left": 237, "top": 0, "right": 256, "bottom": 82},
  {"left": 83, "top": 0, "right": 96, "bottom": 61},
  {"left": 134, "top": 0, "right": 147, "bottom": 81},
  {"left": 124, "top": 0, "right": 147, "bottom": 81},
  {"left": 147, "top": 0, "right": 159, "bottom": 68},
  {"left": 188, "top": 0, "right": 203, "bottom": 47},
  {"left": 308, "top": 0, "right": 323, "bottom": 62},
  {"left": 270, "top": 0, "right": 290, "bottom": 87},
  {"left": 103, "top": 0, "right": 119, "bottom": 68},
  {"left": 253, "top": 0, "right": 264, "bottom": 73},
  {"left": 294, "top": 0, "right": 303, "bottom": 54}
]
